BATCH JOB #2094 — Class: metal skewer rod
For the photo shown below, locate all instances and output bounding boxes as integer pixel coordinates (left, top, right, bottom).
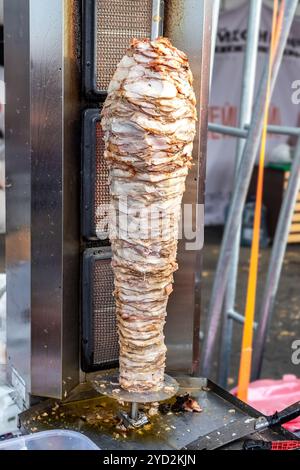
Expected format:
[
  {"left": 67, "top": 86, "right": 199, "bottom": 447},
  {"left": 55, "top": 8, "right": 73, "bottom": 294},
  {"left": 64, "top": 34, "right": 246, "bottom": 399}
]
[
  {"left": 131, "top": 402, "right": 139, "bottom": 420},
  {"left": 151, "top": 0, "right": 163, "bottom": 40}
]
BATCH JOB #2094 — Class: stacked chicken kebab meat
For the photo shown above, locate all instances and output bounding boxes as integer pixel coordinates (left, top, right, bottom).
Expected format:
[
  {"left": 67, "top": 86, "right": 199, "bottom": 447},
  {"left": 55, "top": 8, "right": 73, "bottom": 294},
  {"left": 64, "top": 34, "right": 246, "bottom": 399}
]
[{"left": 101, "top": 37, "right": 197, "bottom": 393}]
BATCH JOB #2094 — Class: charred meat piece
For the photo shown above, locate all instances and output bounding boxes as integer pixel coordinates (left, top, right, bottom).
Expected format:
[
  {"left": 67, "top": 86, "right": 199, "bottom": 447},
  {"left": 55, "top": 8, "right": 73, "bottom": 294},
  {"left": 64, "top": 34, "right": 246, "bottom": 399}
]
[{"left": 159, "top": 394, "right": 202, "bottom": 414}]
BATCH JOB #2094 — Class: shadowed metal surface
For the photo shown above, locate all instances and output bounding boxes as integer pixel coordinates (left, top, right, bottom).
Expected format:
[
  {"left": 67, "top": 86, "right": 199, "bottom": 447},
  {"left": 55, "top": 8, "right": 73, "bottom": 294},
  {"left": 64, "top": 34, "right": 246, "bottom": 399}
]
[{"left": 164, "top": 0, "right": 213, "bottom": 375}]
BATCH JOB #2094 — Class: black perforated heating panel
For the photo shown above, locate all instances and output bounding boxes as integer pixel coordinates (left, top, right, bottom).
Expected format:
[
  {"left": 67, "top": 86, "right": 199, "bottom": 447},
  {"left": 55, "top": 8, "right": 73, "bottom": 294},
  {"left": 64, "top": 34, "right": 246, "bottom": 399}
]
[
  {"left": 82, "top": 108, "right": 110, "bottom": 240},
  {"left": 95, "top": 0, "right": 153, "bottom": 91},
  {"left": 94, "top": 120, "right": 110, "bottom": 238},
  {"left": 92, "top": 257, "right": 118, "bottom": 364},
  {"left": 82, "top": 247, "right": 118, "bottom": 371},
  {"left": 83, "top": 0, "right": 160, "bottom": 96}
]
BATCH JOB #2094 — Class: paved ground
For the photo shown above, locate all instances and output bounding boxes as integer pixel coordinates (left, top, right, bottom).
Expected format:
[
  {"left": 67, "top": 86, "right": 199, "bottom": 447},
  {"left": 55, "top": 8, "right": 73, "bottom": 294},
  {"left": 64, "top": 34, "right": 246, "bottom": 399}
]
[{"left": 202, "top": 227, "right": 300, "bottom": 387}]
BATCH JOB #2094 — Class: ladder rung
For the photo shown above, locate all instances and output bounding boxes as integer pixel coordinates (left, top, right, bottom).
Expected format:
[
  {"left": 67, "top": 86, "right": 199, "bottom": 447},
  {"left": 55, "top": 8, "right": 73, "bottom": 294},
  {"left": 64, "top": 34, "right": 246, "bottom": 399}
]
[{"left": 228, "top": 310, "right": 258, "bottom": 329}]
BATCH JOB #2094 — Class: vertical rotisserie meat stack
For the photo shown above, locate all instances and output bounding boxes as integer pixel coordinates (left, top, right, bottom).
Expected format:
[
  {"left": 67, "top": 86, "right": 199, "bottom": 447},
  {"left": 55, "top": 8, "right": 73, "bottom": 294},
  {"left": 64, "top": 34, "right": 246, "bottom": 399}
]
[{"left": 101, "top": 37, "right": 196, "bottom": 392}]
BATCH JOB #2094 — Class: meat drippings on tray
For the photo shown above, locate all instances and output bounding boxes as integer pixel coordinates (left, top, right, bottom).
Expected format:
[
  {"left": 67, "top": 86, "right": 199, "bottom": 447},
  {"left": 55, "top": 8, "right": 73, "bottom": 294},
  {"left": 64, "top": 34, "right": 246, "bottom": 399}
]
[{"left": 101, "top": 37, "right": 197, "bottom": 393}]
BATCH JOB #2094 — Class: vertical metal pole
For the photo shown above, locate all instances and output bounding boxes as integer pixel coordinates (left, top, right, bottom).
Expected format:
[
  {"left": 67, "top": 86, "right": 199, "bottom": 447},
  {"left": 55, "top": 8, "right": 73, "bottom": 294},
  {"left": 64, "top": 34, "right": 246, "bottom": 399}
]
[
  {"left": 151, "top": 0, "right": 164, "bottom": 40},
  {"left": 252, "top": 135, "right": 300, "bottom": 380},
  {"left": 218, "top": 0, "right": 263, "bottom": 388},
  {"left": 131, "top": 402, "right": 139, "bottom": 420},
  {"left": 200, "top": 0, "right": 298, "bottom": 378}
]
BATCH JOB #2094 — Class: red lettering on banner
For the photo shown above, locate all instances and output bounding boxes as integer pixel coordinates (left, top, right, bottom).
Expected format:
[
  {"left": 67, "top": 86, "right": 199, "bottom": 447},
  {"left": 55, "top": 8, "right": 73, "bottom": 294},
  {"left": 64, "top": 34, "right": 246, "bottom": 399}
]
[
  {"left": 208, "top": 106, "right": 222, "bottom": 139},
  {"left": 222, "top": 102, "right": 237, "bottom": 127},
  {"left": 208, "top": 103, "right": 238, "bottom": 140},
  {"left": 208, "top": 103, "right": 282, "bottom": 140},
  {"left": 268, "top": 105, "right": 282, "bottom": 137}
]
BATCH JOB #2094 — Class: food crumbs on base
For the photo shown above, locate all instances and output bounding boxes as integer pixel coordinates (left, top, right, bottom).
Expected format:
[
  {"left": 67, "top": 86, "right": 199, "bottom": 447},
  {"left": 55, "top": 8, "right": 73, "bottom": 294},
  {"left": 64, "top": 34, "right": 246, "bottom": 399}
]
[
  {"left": 116, "top": 422, "right": 127, "bottom": 432},
  {"left": 148, "top": 404, "right": 159, "bottom": 417}
]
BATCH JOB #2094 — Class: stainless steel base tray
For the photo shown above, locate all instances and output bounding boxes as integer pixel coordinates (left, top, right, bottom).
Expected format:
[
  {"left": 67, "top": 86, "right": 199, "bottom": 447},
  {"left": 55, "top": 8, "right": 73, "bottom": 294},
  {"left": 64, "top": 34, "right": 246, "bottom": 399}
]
[{"left": 19, "top": 375, "right": 295, "bottom": 450}]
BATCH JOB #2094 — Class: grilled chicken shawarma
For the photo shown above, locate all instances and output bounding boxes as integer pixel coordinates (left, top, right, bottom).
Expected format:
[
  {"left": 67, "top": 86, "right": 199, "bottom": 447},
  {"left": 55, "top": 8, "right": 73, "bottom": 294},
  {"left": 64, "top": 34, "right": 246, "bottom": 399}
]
[{"left": 101, "top": 37, "right": 197, "bottom": 392}]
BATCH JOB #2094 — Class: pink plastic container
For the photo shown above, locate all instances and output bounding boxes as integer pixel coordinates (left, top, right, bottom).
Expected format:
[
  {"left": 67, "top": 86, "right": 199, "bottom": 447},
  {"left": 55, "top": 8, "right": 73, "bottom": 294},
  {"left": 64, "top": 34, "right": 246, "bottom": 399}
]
[{"left": 232, "top": 375, "right": 300, "bottom": 432}]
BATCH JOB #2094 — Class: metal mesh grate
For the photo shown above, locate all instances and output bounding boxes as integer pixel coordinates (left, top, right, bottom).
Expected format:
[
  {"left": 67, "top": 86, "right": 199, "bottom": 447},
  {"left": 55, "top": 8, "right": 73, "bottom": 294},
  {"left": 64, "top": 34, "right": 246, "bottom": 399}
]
[
  {"left": 95, "top": 0, "right": 153, "bottom": 91},
  {"left": 94, "top": 121, "right": 110, "bottom": 239},
  {"left": 92, "top": 258, "right": 119, "bottom": 365}
]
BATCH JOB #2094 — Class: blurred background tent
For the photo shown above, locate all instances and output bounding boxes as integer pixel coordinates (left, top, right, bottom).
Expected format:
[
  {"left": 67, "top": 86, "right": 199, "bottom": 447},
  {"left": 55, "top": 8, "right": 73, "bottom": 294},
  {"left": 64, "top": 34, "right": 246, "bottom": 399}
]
[{"left": 206, "top": 0, "right": 300, "bottom": 225}]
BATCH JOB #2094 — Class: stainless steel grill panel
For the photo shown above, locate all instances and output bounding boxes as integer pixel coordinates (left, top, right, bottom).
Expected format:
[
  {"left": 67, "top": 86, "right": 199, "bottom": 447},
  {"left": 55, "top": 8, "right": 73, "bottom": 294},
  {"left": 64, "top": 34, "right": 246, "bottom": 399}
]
[
  {"left": 95, "top": 0, "right": 153, "bottom": 90},
  {"left": 92, "top": 258, "right": 119, "bottom": 365},
  {"left": 95, "top": 121, "right": 110, "bottom": 239}
]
